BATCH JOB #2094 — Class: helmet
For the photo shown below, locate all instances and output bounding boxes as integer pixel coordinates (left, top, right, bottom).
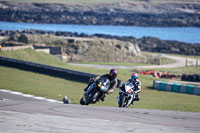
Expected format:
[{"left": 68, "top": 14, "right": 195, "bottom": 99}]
[
  {"left": 63, "top": 96, "right": 71, "bottom": 104},
  {"left": 109, "top": 69, "right": 117, "bottom": 80},
  {"left": 131, "top": 73, "right": 138, "bottom": 80}
]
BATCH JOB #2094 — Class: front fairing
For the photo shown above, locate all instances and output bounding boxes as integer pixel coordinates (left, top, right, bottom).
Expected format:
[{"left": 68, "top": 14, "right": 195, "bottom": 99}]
[
  {"left": 120, "top": 81, "right": 134, "bottom": 95},
  {"left": 85, "top": 83, "right": 96, "bottom": 95},
  {"left": 118, "top": 81, "right": 135, "bottom": 107},
  {"left": 97, "top": 78, "right": 110, "bottom": 93},
  {"left": 88, "top": 83, "right": 96, "bottom": 90}
]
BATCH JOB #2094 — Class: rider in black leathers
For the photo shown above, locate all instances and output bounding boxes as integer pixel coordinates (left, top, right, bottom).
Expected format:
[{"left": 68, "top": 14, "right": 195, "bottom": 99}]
[{"left": 84, "top": 69, "right": 118, "bottom": 101}]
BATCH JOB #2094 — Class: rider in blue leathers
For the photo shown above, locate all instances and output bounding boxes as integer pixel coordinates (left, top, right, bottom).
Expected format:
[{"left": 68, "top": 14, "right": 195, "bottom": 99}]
[{"left": 127, "top": 73, "right": 141, "bottom": 104}]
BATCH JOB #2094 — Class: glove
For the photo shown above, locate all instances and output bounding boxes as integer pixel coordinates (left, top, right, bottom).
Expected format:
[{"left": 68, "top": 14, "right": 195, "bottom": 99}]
[
  {"left": 89, "top": 78, "right": 95, "bottom": 82},
  {"left": 107, "top": 89, "right": 114, "bottom": 94}
]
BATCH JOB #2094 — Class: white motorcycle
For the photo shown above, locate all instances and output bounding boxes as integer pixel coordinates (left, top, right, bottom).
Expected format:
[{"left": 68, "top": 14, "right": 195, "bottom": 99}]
[{"left": 118, "top": 81, "right": 135, "bottom": 108}]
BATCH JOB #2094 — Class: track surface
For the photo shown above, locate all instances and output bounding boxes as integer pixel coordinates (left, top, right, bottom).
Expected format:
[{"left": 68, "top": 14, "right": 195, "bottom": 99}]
[
  {"left": 68, "top": 55, "right": 196, "bottom": 69},
  {"left": 0, "top": 91, "right": 200, "bottom": 133}
]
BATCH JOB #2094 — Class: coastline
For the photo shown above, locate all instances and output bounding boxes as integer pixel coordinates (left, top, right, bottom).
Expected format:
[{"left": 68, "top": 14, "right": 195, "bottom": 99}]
[{"left": 1, "top": 29, "right": 200, "bottom": 56}]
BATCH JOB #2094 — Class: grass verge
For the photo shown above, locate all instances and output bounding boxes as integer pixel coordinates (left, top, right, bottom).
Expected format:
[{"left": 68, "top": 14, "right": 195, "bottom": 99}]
[{"left": 0, "top": 48, "right": 200, "bottom": 112}]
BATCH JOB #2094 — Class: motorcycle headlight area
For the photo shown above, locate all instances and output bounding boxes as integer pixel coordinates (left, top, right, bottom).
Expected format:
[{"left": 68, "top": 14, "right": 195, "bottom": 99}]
[{"left": 98, "top": 83, "right": 103, "bottom": 89}]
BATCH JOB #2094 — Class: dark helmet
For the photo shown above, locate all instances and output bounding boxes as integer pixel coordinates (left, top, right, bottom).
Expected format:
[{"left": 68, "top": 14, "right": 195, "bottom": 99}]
[
  {"left": 109, "top": 69, "right": 117, "bottom": 80},
  {"left": 131, "top": 73, "right": 138, "bottom": 80}
]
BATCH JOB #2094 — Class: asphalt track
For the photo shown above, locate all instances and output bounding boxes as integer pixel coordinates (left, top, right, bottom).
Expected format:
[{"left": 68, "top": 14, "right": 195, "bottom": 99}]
[
  {"left": 0, "top": 90, "right": 200, "bottom": 133},
  {"left": 68, "top": 54, "right": 196, "bottom": 69}
]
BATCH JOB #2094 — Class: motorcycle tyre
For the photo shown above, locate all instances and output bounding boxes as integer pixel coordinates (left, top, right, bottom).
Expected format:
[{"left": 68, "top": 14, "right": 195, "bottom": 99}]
[
  {"left": 85, "top": 91, "right": 99, "bottom": 105},
  {"left": 80, "top": 97, "right": 86, "bottom": 105},
  {"left": 119, "top": 95, "right": 126, "bottom": 108}
]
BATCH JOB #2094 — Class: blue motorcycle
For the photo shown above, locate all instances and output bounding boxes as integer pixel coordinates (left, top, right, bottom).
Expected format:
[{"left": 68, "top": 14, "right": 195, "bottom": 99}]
[{"left": 80, "top": 77, "right": 110, "bottom": 105}]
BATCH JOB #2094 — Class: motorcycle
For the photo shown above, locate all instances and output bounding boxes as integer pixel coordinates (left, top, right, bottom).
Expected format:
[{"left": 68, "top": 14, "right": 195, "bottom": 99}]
[
  {"left": 80, "top": 77, "right": 110, "bottom": 105},
  {"left": 118, "top": 81, "right": 135, "bottom": 108}
]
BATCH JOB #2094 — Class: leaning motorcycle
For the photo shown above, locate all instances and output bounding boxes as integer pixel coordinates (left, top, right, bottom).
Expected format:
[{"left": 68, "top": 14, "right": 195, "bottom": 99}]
[
  {"left": 118, "top": 81, "right": 135, "bottom": 108},
  {"left": 80, "top": 77, "right": 110, "bottom": 105}
]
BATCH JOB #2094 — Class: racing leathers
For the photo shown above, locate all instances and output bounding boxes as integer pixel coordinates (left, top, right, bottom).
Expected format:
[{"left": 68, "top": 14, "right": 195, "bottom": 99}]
[
  {"left": 85, "top": 74, "right": 118, "bottom": 101},
  {"left": 128, "top": 79, "right": 141, "bottom": 102}
]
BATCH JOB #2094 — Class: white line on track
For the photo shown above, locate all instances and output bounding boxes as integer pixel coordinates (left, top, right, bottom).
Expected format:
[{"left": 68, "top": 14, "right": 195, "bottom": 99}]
[{"left": 0, "top": 89, "right": 63, "bottom": 104}]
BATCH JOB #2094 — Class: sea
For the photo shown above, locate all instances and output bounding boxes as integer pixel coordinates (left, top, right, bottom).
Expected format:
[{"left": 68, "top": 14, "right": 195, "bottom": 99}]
[{"left": 0, "top": 21, "right": 200, "bottom": 44}]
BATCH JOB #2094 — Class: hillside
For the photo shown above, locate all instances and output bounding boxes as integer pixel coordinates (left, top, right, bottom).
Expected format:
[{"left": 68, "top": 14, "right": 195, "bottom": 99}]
[
  {"left": 1, "top": 32, "right": 145, "bottom": 63},
  {"left": 0, "top": 0, "right": 200, "bottom": 27},
  {"left": 1, "top": 29, "right": 200, "bottom": 56}
]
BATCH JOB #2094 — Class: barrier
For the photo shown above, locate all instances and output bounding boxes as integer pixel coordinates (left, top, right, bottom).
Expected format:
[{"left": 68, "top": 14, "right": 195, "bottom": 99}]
[
  {"left": 160, "top": 82, "right": 167, "bottom": 91},
  {"left": 0, "top": 56, "right": 96, "bottom": 83},
  {"left": 186, "top": 85, "right": 194, "bottom": 94},
  {"left": 153, "top": 80, "right": 200, "bottom": 96},
  {"left": 166, "top": 83, "right": 173, "bottom": 92},
  {"left": 181, "top": 74, "right": 200, "bottom": 82},
  {"left": 194, "top": 86, "right": 200, "bottom": 95},
  {"left": 0, "top": 56, "right": 121, "bottom": 87},
  {"left": 172, "top": 83, "right": 181, "bottom": 93},
  {"left": 2, "top": 45, "right": 33, "bottom": 51},
  {"left": 153, "top": 80, "right": 161, "bottom": 90},
  {"left": 180, "top": 85, "right": 187, "bottom": 93}
]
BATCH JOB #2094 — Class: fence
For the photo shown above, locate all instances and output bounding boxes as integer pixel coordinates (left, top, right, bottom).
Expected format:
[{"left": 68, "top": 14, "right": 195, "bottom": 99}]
[
  {"left": 186, "top": 58, "right": 200, "bottom": 67},
  {"left": 33, "top": 45, "right": 61, "bottom": 55},
  {"left": 153, "top": 80, "right": 200, "bottom": 96},
  {"left": 1, "top": 45, "right": 33, "bottom": 51}
]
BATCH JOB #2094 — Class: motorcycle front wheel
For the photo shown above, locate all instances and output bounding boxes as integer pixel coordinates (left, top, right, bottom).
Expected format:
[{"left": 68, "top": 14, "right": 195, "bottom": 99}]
[
  {"left": 85, "top": 91, "right": 99, "bottom": 105},
  {"left": 118, "top": 95, "right": 126, "bottom": 108},
  {"left": 80, "top": 97, "right": 86, "bottom": 105}
]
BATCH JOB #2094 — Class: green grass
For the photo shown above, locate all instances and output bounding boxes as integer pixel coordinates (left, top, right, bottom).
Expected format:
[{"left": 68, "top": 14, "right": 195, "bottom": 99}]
[
  {"left": 0, "top": 65, "right": 85, "bottom": 103},
  {"left": 80, "top": 61, "right": 150, "bottom": 66},
  {"left": 163, "top": 53, "right": 200, "bottom": 59},
  {"left": 0, "top": 48, "right": 200, "bottom": 112},
  {"left": 1, "top": 48, "right": 68, "bottom": 68},
  {"left": 71, "top": 51, "right": 176, "bottom": 66}
]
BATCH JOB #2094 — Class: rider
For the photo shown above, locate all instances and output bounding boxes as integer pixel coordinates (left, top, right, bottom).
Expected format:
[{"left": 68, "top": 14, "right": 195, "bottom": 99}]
[
  {"left": 84, "top": 69, "right": 118, "bottom": 101},
  {"left": 127, "top": 73, "right": 141, "bottom": 104}
]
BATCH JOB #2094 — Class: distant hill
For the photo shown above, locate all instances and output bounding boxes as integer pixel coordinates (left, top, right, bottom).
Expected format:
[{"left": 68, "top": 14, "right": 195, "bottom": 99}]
[
  {"left": 0, "top": 30, "right": 143, "bottom": 63},
  {"left": 1, "top": 29, "right": 200, "bottom": 55},
  {"left": 0, "top": 0, "right": 200, "bottom": 27}
]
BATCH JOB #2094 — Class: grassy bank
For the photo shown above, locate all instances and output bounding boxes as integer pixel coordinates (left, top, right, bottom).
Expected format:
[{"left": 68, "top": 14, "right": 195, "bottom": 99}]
[
  {"left": 0, "top": 48, "right": 200, "bottom": 112},
  {"left": 0, "top": 65, "right": 86, "bottom": 104}
]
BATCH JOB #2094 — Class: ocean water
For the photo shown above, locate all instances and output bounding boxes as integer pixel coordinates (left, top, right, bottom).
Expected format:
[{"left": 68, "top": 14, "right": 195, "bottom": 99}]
[{"left": 0, "top": 21, "right": 200, "bottom": 44}]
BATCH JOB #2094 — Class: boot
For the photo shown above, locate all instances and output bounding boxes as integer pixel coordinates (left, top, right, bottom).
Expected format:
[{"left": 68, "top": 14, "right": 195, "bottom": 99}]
[
  {"left": 131, "top": 99, "right": 135, "bottom": 105},
  {"left": 100, "top": 94, "right": 106, "bottom": 101},
  {"left": 135, "top": 97, "right": 140, "bottom": 101},
  {"left": 135, "top": 93, "right": 140, "bottom": 101},
  {"left": 84, "top": 87, "right": 88, "bottom": 91}
]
